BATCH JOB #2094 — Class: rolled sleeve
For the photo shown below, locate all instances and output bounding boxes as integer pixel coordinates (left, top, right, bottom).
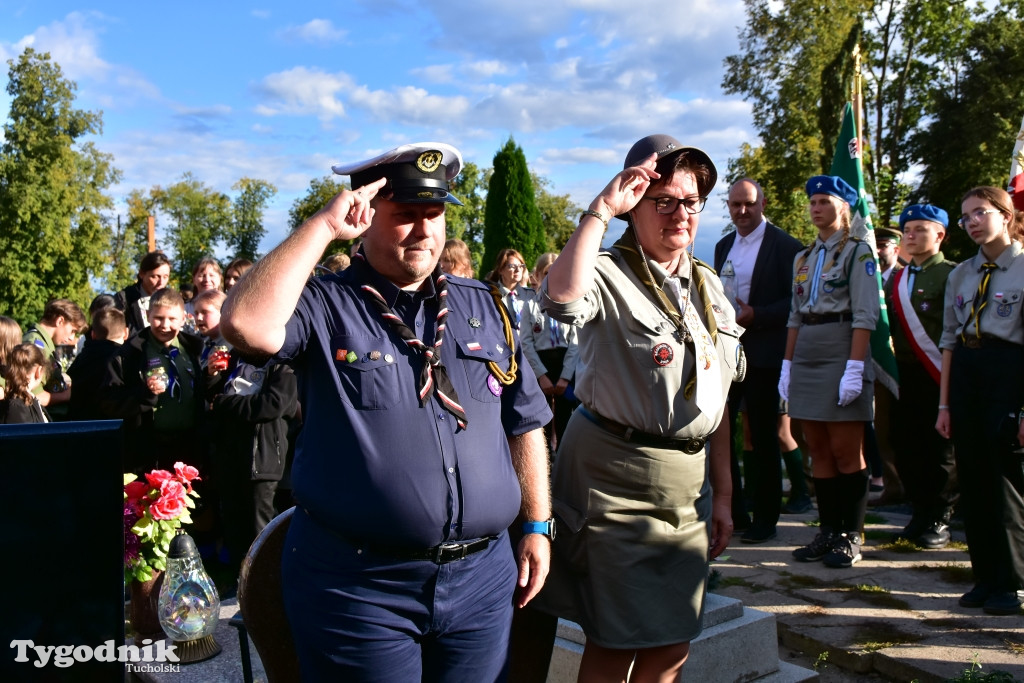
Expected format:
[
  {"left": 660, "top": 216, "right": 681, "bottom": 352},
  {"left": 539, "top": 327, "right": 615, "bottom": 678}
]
[
  {"left": 539, "top": 280, "right": 602, "bottom": 327},
  {"left": 849, "top": 243, "right": 881, "bottom": 330}
]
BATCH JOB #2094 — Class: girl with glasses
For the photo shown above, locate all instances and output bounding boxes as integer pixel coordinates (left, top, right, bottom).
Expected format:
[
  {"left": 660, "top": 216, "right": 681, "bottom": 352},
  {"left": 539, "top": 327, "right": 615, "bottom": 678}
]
[
  {"left": 935, "top": 185, "right": 1024, "bottom": 615},
  {"left": 485, "top": 248, "right": 533, "bottom": 328}
]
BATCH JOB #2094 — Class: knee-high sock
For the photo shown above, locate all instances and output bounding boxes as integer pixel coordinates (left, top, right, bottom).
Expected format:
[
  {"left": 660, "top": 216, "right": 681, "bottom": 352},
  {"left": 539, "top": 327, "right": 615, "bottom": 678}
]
[
  {"left": 839, "top": 468, "right": 870, "bottom": 534},
  {"left": 813, "top": 477, "right": 842, "bottom": 533},
  {"left": 783, "top": 447, "right": 808, "bottom": 499}
]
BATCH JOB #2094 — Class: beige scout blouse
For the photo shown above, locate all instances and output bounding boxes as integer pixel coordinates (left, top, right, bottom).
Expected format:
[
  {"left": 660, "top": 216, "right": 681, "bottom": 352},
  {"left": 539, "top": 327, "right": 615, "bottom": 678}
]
[{"left": 539, "top": 248, "right": 742, "bottom": 439}]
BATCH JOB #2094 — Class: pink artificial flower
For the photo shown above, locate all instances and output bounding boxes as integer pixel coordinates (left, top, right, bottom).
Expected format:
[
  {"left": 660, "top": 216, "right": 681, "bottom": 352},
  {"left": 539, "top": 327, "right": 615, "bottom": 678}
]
[
  {"left": 173, "top": 462, "right": 201, "bottom": 492},
  {"left": 149, "top": 479, "right": 187, "bottom": 520},
  {"left": 145, "top": 469, "right": 174, "bottom": 490}
]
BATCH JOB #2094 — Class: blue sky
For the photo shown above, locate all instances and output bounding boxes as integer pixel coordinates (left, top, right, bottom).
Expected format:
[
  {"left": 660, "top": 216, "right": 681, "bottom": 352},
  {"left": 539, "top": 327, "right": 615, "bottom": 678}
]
[{"left": 0, "top": 1, "right": 758, "bottom": 264}]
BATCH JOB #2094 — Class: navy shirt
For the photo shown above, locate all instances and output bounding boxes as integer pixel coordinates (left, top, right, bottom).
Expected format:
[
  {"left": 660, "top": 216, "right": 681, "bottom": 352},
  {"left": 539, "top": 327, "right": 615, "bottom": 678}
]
[{"left": 277, "top": 258, "right": 551, "bottom": 548}]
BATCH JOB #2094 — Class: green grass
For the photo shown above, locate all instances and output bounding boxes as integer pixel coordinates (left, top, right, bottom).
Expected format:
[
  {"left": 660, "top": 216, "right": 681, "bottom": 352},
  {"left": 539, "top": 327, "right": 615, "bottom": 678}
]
[
  {"left": 945, "top": 654, "right": 1022, "bottom": 682},
  {"left": 878, "top": 537, "right": 923, "bottom": 553},
  {"left": 851, "top": 622, "right": 923, "bottom": 652},
  {"left": 910, "top": 561, "right": 974, "bottom": 584},
  {"left": 863, "top": 512, "right": 888, "bottom": 525},
  {"left": 948, "top": 539, "right": 969, "bottom": 551},
  {"left": 848, "top": 583, "right": 913, "bottom": 611}
]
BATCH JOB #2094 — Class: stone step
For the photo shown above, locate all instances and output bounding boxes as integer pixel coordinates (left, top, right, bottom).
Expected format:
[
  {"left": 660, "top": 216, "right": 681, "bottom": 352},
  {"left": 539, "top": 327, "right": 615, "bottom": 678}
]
[{"left": 547, "top": 594, "right": 818, "bottom": 682}]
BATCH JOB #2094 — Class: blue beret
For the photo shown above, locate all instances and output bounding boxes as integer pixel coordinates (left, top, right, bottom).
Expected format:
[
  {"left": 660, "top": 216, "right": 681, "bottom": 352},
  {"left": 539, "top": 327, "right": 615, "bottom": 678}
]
[
  {"left": 805, "top": 175, "right": 858, "bottom": 205},
  {"left": 899, "top": 203, "right": 948, "bottom": 229}
]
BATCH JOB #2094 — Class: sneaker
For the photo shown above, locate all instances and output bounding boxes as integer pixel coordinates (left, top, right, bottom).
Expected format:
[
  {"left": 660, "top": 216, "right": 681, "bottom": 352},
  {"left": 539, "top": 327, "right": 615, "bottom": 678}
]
[
  {"left": 959, "top": 583, "right": 992, "bottom": 608},
  {"left": 782, "top": 495, "right": 813, "bottom": 514},
  {"left": 823, "top": 532, "right": 862, "bottom": 568},
  {"left": 792, "top": 530, "right": 836, "bottom": 562},
  {"left": 983, "top": 591, "right": 1022, "bottom": 615},
  {"left": 917, "top": 522, "right": 951, "bottom": 549}
]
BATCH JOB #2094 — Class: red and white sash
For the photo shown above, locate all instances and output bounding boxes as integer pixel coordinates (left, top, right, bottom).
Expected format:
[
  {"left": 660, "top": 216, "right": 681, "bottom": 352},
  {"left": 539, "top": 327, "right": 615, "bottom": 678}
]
[{"left": 891, "top": 267, "right": 941, "bottom": 383}]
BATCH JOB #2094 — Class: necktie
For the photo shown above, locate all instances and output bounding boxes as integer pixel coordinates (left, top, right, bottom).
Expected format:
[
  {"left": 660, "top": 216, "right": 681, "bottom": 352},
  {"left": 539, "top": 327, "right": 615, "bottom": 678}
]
[
  {"left": 808, "top": 244, "right": 826, "bottom": 306},
  {"left": 362, "top": 269, "right": 469, "bottom": 430},
  {"left": 508, "top": 290, "right": 521, "bottom": 328},
  {"left": 906, "top": 265, "right": 921, "bottom": 293},
  {"left": 962, "top": 262, "right": 999, "bottom": 343},
  {"left": 165, "top": 347, "right": 180, "bottom": 398}
]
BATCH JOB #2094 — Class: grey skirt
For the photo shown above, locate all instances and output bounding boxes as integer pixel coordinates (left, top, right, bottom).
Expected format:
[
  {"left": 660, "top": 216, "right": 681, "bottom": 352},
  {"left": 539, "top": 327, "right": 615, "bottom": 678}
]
[
  {"left": 532, "top": 410, "right": 711, "bottom": 648},
  {"left": 788, "top": 320, "right": 874, "bottom": 421}
]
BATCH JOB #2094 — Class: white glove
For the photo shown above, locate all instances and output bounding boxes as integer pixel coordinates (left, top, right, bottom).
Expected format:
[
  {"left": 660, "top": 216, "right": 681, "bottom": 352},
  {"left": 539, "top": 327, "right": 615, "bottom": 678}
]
[
  {"left": 778, "top": 359, "right": 791, "bottom": 403},
  {"left": 838, "top": 360, "right": 864, "bottom": 406}
]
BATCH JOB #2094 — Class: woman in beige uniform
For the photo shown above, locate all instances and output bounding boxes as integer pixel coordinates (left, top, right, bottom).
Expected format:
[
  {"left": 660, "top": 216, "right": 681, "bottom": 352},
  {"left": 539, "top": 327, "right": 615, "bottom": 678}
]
[
  {"left": 935, "top": 186, "right": 1024, "bottom": 615},
  {"left": 534, "top": 134, "right": 742, "bottom": 682},
  {"left": 779, "top": 175, "right": 880, "bottom": 569}
]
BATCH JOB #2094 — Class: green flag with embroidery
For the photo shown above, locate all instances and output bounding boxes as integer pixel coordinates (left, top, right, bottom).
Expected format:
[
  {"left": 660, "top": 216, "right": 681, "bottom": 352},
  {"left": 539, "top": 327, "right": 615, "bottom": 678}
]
[{"left": 829, "top": 101, "right": 899, "bottom": 396}]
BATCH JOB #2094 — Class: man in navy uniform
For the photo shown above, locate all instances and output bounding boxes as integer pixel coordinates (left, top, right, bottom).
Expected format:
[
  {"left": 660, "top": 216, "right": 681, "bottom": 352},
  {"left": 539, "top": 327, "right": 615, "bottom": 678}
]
[
  {"left": 715, "top": 178, "right": 805, "bottom": 542},
  {"left": 221, "top": 142, "right": 552, "bottom": 681}
]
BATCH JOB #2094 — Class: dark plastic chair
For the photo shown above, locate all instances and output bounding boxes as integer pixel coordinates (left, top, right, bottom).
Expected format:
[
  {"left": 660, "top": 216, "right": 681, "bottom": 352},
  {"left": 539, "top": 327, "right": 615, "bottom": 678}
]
[{"left": 236, "top": 506, "right": 300, "bottom": 683}]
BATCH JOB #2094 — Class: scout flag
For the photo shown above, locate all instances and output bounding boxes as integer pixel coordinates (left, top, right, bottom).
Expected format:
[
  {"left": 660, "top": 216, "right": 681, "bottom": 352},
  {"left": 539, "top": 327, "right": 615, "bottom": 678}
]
[
  {"left": 1009, "top": 113, "right": 1024, "bottom": 211},
  {"left": 829, "top": 101, "right": 899, "bottom": 396}
]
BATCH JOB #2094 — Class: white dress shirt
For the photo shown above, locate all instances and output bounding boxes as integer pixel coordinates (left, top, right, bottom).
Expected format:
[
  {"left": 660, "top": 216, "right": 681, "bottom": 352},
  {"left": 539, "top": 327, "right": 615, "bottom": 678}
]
[{"left": 726, "top": 219, "right": 767, "bottom": 303}]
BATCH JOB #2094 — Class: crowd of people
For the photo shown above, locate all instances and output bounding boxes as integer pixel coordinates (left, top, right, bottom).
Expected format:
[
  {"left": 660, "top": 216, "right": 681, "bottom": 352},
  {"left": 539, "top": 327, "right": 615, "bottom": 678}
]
[{"left": 1, "top": 134, "right": 1022, "bottom": 681}]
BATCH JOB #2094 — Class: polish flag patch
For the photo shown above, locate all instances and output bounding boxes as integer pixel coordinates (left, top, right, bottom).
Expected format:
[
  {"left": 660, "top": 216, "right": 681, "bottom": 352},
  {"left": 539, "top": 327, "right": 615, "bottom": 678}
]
[{"left": 467, "top": 342, "right": 481, "bottom": 351}]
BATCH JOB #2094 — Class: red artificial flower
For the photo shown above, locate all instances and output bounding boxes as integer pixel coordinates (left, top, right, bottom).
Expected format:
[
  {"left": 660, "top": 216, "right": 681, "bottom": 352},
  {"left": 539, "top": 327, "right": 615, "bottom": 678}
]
[{"left": 124, "top": 480, "right": 150, "bottom": 503}]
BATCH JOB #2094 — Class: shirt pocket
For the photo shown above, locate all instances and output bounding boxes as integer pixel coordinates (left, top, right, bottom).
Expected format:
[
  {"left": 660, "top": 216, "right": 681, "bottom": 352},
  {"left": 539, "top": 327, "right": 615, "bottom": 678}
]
[
  {"left": 448, "top": 316, "right": 513, "bottom": 403},
  {"left": 626, "top": 307, "right": 680, "bottom": 369},
  {"left": 993, "top": 288, "right": 1023, "bottom": 319},
  {"left": 330, "top": 333, "right": 402, "bottom": 410}
]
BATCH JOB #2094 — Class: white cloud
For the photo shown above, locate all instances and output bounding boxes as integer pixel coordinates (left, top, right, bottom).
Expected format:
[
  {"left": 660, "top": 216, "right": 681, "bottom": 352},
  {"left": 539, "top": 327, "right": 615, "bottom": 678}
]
[
  {"left": 278, "top": 19, "right": 346, "bottom": 44},
  {"left": 251, "top": 9, "right": 271, "bottom": 19},
  {"left": 410, "top": 64, "right": 454, "bottom": 84},
  {"left": 348, "top": 85, "right": 471, "bottom": 126},
  {"left": 254, "top": 67, "right": 354, "bottom": 120}
]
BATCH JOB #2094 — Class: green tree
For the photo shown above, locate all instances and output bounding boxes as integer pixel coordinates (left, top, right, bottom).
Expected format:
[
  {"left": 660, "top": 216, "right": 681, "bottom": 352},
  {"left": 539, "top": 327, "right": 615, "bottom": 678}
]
[
  {"left": 721, "top": 0, "right": 979, "bottom": 236},
  {"left": 288, "top": 175, "right": 352, "bottom": 261},
  {"left": 0, "top": 48, "right": 120, "bottom": 325},
  {"left": 481, "top": 137, "right": 546, "bottom": 277},
  {"left": 911, "top": 0, "right": 1024, "bottom": 262},
  {"left": 104, "top": 188, "right": 158, "bottom": 292},
  {"left": 533, "top": 173, "right": 581, "bottom": 255},
  {"left": 153, "top": 173, "right": 233, "bottom": 283},
  {"left": 446, "top": 161, "right": 488, "bottom": 274},
  {"left": 227, "top": 177, "right": 277, "bottom": 261}
]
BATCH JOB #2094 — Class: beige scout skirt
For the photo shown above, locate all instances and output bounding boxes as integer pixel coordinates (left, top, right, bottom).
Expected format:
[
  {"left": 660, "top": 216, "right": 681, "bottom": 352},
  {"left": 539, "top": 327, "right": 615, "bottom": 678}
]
[
  {"left": 533, "top": 410, "right": 712, "bottom": 649},
  {"left": 788, "top": 320, "right": 874, "bottom": 422}
]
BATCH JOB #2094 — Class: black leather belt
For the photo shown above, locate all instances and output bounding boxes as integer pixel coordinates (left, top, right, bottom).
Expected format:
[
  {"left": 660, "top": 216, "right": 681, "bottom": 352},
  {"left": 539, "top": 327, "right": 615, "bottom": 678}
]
[
  {"left": 801, "top": 312, "right": 851, "bottom": 325},
  {"left": 394, "top": 537, "right": 497, "bottom": 563},
  {"left": 302, "top": 509, "right": 497, "bottom": 564},
  {"left": 959, "top": 335, "right": 1023, "bottom": 350},
  {"left": 579, "top": 406, "right": 707, "bottom": 454}
]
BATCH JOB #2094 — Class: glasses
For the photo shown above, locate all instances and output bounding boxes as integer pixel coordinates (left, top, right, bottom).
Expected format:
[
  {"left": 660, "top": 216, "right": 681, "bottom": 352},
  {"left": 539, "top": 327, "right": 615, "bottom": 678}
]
[
  {"left": 504, "top": 263, "right": 525, "bottom": 272},
  {"left": 643, "top": 195, "right": 708, "bottom": 215},
  {"left": 958, "top": 209, "right": 1002, "bottom": 229}
]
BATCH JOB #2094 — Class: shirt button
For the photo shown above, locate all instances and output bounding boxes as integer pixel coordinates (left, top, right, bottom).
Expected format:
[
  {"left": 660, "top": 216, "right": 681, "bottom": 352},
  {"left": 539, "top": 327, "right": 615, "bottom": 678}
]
[
  {"left": 438, "top": 413, "right": 445, "bottom": 420},
  {"left": 448, "top": 467, "right": 455, "bottom": 474}
]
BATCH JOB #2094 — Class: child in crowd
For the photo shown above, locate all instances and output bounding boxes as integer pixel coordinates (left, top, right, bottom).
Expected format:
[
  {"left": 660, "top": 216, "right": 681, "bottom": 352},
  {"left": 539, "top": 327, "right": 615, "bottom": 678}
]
[
  {"left": 0, "top": 316, "right": 23, "bottom": 401},
  {"left": 1, "top": 343, "right": 50, "bottom": 423},
  {"left": 100, "top": 287, "right": 208, "bottom": 473},
  {"left": 192, "top": 289, "right": 230, "bottom": 371},
  {"left": 68, "top": 307, "right": 129, "bottom": 421}
]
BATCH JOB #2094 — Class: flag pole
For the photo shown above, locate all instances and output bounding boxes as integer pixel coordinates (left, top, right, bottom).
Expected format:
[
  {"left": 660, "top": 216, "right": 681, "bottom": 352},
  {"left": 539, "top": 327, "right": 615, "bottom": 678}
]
[{"left": 852, "top": 44, "right": 863, "bottom": 144}]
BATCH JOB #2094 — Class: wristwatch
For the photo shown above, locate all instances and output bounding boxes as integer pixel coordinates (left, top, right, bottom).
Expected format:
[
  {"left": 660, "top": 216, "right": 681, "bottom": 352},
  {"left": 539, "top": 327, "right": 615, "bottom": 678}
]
[{"left": 522, "top": 518, "right": 556, "bottom": 541}]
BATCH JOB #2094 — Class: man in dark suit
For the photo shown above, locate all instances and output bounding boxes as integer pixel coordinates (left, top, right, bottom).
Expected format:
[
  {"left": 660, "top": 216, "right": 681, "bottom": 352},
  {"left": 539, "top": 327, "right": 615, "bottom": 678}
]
[{"left": 715, "top": 178, "right": 805, "bottom": 543}]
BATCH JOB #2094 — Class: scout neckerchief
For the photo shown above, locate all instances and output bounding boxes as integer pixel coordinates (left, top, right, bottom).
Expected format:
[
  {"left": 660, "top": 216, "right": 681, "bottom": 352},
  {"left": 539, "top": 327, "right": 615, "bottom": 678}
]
[
  {"left": 614, "top": 227, "right": 721, "bottom": 414},
  {"left": 891, "top": 266, "right": 941, "bottom": 383},
  {"left": 358, "top": 259, "right": 469, "bottom": 430},
  {"left": 961, "top": 260, "right": 999, "bottom": 344}
]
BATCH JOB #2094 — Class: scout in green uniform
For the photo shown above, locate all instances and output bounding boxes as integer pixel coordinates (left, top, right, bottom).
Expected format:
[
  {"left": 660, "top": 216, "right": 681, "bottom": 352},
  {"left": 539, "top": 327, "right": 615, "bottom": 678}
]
[
  {"left": 23, "top": 298, "right": 85, "bottom": 419},
  {"left": 884, "top": 204, "right": 957, "bottom": 549}
]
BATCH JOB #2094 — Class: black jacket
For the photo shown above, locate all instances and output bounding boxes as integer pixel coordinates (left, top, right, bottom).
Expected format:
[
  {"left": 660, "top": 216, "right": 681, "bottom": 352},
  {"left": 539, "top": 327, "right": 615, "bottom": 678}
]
[
  {"left": 208, "top": 358, "right": 298, "bottom": 482},
  {"left": 68, "top": 338, "right": 123, "bottom": 421},
  {"left": 114, "top": 282, "right": 149, "bottom": 335},
  {"left": 0, "top": 397, "right": 49, "bottom": 424},
  {"left": 714, "top": 222, "right": 805, "bottom": 368}
]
